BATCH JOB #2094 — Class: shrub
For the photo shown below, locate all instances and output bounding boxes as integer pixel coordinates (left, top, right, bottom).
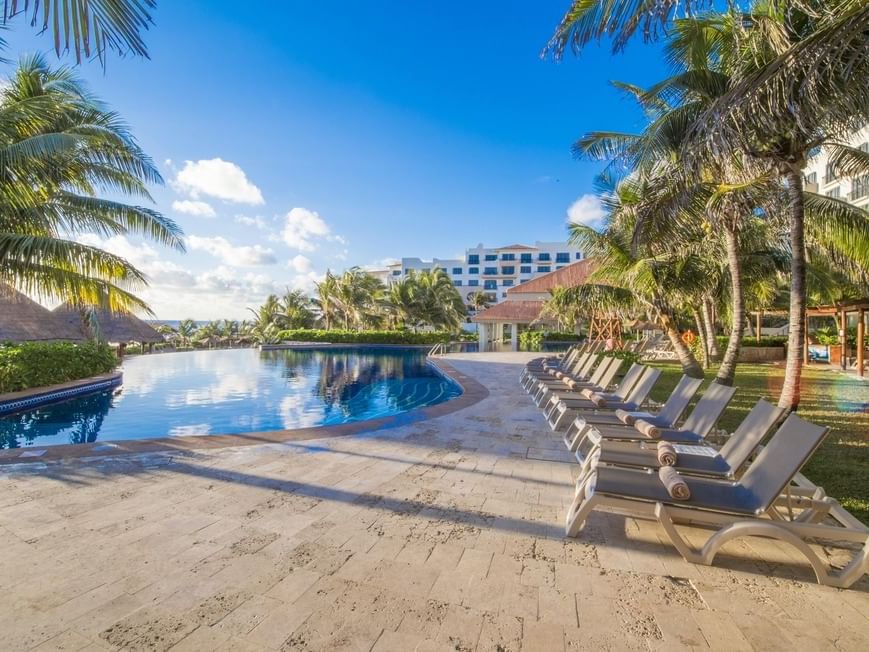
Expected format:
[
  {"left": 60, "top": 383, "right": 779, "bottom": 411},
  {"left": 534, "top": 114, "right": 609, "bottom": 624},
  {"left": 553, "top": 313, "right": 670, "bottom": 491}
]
[
  {"left": 275, "top": 329, "right": 453, "bottom": 345},
  {"left": 715, "top": 335, "right": 788, "bottom": 349},
  {"left": 519, "top": 330, "right": 544, "bottom": 351},
  {"left": 542, "top": 331, "right": 582, "bottom": 342},
  {"left": 0, "top": 342, "right": 118, "bottom": 393}
]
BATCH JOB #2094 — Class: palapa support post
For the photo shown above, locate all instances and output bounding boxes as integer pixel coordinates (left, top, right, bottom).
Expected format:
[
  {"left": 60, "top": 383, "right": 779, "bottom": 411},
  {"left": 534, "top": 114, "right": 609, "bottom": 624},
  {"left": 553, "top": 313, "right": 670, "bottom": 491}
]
[
  {"left": 756, "top": 311, "right": 762, "bottom": 343},
  {"left": 858, "top": 309, "right": 865, "bottom": 378}
]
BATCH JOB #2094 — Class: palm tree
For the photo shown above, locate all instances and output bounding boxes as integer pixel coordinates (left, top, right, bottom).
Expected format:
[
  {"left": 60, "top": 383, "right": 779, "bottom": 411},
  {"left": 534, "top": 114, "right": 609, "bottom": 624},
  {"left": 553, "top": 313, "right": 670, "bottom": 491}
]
[
  {"left": 314, "top": 271, "right": 341, "bottom": 330},
  {"left": 279, "top": 289, "right": 316, "bottom": 330},
  {"left": 468, "top": 290, "right": 490, "bottom": 313},
  {"left": 413, "top": 267, "right": 466, "bottom": 331},
  {"left": 176, "top": 319, "right": 197, "bottom": 347},
  {"left": 386, "top": 276, "right": 420, "bottom": 329},
  {"left": 2, "top": 0, "right": 156, "bottom": 65},
  {"left": 0, "top": 54, "right": 183, "bottom": 312}
]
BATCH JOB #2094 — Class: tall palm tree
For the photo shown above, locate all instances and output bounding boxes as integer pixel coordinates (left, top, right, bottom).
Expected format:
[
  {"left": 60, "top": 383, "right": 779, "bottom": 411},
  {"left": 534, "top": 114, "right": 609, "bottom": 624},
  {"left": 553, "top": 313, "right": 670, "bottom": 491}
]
[
  {"left": 279, "top": 289, "right": 315, "bottom": 329},
  {"left": 176, "top": 318, "right": 196, "bottom": 347},
  {"left": 413, "top": 267, "right": 466, "bottom": 331},
  {"left": 314, "top": 271, "right": 341, "bottom": 330},
  {"left": 468, "top": 290, "right": 490, "bottom": 313},
  {"left": 0, "top": 54, "right": 183, "bottom": 312},
  {"left": 2, "top": 0, "right": 156, "bottom": 65}
]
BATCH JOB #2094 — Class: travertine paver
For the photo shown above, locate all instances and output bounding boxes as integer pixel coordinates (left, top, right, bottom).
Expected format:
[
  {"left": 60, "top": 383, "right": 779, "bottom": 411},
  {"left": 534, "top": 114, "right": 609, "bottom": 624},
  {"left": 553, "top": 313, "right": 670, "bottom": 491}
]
[{"left": 0, "top": 351, "right": 867, "bottom": 651}]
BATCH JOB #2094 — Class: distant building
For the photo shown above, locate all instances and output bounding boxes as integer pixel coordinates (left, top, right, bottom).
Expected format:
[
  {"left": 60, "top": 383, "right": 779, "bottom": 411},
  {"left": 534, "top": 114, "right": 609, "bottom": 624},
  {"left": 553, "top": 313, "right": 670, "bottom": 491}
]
[
  {"left": 379, "top": 241, "right": 584, "bottom": 306},
  {"left": 803, "top": 124, "right": 869, "bottom": 208}
]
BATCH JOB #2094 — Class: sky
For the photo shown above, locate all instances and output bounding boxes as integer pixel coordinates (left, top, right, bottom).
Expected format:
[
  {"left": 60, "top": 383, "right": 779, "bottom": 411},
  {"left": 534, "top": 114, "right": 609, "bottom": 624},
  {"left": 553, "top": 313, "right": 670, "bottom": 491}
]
[{"left": 3, "top": 1, "right": 669, "bottom": 319}]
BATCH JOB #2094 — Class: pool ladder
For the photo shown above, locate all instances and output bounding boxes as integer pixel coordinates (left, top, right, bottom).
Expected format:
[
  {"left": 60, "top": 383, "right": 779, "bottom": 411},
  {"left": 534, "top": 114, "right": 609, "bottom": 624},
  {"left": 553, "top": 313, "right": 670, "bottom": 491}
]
[{"left": 428, "top": 342, "right": 446, "bottom": 357}]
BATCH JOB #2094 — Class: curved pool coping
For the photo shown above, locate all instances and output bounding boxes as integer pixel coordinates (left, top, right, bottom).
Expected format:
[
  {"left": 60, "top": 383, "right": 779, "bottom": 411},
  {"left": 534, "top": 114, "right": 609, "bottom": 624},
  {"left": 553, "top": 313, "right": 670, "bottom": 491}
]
[{"left": 0, "top": 358, "right": 488, "bottom": 466}]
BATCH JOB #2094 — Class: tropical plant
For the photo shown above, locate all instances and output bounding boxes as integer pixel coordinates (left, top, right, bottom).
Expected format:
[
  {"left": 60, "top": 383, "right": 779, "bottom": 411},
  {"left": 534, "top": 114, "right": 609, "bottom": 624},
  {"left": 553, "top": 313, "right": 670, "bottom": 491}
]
[
  {"left": 0, "top": 54, "right": 183, "bottom": 312},
  {"left": 279, "top": 289, "right": 316, "bottom": 330},
  {"left": 468, "top": 290, "right": 491, "bottom": 312},
  {"left": 176, "top": 319, "right": 197, "bottom": 347},
  {"left": 2, "top": 0, "right": 156, "bottom": 65}
]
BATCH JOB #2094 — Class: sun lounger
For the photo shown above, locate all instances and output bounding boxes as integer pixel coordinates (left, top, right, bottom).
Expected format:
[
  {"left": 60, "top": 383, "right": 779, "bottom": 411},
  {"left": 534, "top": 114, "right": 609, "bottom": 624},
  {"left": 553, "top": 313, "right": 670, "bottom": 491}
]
[
  {"left": 569, "top": 382, "right": 736, "bottom": 459},
  {"left": 566, "top": 413, "right": 869, "bottom": 588},
  {"left": 574, "top": 398, "right": 784, "bottom": 486},
  {"left": 544, "top": 365, "right": 660, "bottom": 431},
  {"left": 528, "top": 352, "right": 601, "bottom": 393},
  {"left": 534, "top": 357, "right": 624, "bottom": 408},
  {"left": 521, "top": 349, "right": 592, "bottom": 389},
  {"left": 560, "top": 375, "right": 702, "bottom": 451}
]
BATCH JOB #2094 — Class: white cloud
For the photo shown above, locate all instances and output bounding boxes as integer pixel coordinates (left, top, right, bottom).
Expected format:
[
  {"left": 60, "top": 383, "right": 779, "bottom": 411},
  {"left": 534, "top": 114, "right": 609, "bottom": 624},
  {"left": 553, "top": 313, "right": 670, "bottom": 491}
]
[
  {"left": 234, "top": 215, "right": 267, "bottom": 229},
  {"left": 173, "top": 158, "right": 264, "bottom": 205},
  {"left": 172, "top": 199, "right": 216, "bottom": 218},
  {"left": 187, "top": 235, "right": 276, "bottom": 266},
  {"left": 288, "top": 254, "right": 313, "bottom": 274},
  {"left": 567, "top": 194, "right": 606, "bottom": 228},
  {"left": 282, "top": 207, "right": 332, "bottom": 252}
]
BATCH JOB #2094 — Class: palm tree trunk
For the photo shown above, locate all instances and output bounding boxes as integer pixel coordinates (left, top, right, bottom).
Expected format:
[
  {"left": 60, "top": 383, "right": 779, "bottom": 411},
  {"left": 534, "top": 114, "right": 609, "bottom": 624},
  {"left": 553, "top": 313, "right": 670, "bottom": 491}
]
[
  {"left": 658, "top": 310, "right": 704, "bottom": 379},
  {"left": 702, "top": 298, "right": 720, "bottom": 362},
  {"left": 779, "top": 166, "right": 807, "bottom": 411},
  {"left": 716, "top": 229, "right": 745, "bottom": 386},
  {"left": 692, "top": 308, "right": 709, "bottom": 369}
]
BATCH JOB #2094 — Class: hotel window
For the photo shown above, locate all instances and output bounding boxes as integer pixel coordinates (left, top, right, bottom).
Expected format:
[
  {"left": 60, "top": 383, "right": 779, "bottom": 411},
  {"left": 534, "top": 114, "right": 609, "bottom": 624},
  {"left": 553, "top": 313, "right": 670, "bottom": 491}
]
[
  {"left": 852, "top": 175, "right": 869, "bottom": 200},
  {"left": 520, "top": 265, "right": 531, "bottom": 274},
  {"left": 484, "top": 266, "right": 498, "bottom": 275},
  {"left": 556, "top": 252, "right": 570, "bottom": 263},
  {"left": 520, "top": 253, "right": 532, "bottom": 263},
  {"left": 575, "top": 252, "right": 582, "bottom": 260},
  {"left": 484, "top": 280, "right": 497, "bottom": 290},
  {"left": 468, "top": 254, "right": 479, "bottom": 264},
  {"left": 805, "top": 172, "right": 817, "bottom": 185},
  {"left": 468, "top": 279, "right": 479, "bottom": 287},
  {"left": 501, "top": 266, "right": 515, "bottom": 275},
  {"left": 825, "top": 163, "right": 838, "bottom": 184},
  {"left": 453, "top": 280, "right": 462, "bottom": 287},
  {"left": 485, "top": 254, "right": 498, "bottom": 261},
  {"left": 502, "top": 279, "right": 513, "bottom": 287},
  {"left": 468, "top": 267, "right": 479, "bottom": 274},
  {"left": 501, "top": 253, "right": 515, "bottom": 261},
  {"left": 501, "top": 292, "right": 508, "bottom": 298},
  {"left": 860, "top": 142, "right": 869, "bottom": 153},
  {"left": 404, "top": 269, "right": 412, "bottom": 275},
  {"left": 452, "top": 267, "right": 462, "bottom": 275},
  {"left": 392, "top": 270, "right": 401, "bottom": 276},
  {"left": 538, "top": 252, "right": 551, "bottom": 261},
  {"left": 826, "top": 186, "right": 841, "bottom": 199},
  {"left": 537, "top": 265, "right": 551, "bottom": 273}
]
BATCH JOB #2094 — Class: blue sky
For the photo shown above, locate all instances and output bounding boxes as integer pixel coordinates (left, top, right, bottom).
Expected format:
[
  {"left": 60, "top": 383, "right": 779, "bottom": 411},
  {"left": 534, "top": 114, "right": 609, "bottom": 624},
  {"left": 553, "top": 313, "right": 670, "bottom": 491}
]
[{"left": 4, "top": 1, "right": 668, "bottom": 318}]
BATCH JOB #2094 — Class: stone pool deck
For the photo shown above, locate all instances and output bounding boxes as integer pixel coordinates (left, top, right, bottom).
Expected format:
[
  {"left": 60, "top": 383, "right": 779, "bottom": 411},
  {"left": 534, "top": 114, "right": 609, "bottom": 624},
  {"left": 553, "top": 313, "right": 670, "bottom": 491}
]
[{"left": 0, "top": 352, "right": 866, "bottom": 651}]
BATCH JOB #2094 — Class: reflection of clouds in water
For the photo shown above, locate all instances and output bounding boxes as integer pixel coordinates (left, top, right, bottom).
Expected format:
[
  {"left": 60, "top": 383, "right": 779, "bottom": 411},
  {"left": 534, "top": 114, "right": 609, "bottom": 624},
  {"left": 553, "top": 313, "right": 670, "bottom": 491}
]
[
  {"left": 280, "top": 393, "right": 325, "bottom": 429},
  {"left": 169, "top": 423, "right": 211, "bottom": 437},
  {"left": 168, "top": 372, "right": 262, "bottom": 407}
]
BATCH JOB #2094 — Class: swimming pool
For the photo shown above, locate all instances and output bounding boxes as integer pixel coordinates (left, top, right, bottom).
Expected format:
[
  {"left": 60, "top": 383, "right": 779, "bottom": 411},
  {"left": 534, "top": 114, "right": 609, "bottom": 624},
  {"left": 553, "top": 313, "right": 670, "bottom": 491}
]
[{"left": 0, "top": 347, "right": 461, "bottom": 448}]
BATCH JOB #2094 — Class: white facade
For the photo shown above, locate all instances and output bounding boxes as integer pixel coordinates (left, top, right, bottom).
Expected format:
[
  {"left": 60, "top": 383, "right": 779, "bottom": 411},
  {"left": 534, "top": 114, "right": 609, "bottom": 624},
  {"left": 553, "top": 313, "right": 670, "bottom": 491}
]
[
  {"left": 383, "top": 241, "right": 583, "bottom": 306},
  {"left": 803, "top": 124, "right": 869, "bottom": 208}
]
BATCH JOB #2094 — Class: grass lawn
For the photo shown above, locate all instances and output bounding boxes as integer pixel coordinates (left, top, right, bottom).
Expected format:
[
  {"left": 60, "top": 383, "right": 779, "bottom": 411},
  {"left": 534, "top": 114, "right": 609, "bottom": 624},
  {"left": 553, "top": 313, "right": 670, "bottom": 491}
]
[{"left": 646, "top": 362, "right": 869, "bottom": 524}]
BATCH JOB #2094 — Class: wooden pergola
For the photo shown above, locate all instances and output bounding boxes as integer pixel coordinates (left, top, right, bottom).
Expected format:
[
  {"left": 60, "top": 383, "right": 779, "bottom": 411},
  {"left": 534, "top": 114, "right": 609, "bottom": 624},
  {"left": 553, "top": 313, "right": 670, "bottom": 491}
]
[
  {"left": 587, "top": 314, "right": 623, "bottom": 346},
  {"left": 752, "top": 299, "right": 869, "bottom": 377}
]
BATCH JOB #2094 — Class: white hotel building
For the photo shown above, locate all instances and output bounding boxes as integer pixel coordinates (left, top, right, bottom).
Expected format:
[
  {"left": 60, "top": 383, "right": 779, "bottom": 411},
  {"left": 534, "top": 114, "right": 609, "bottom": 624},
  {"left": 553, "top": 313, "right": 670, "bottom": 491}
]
[
  {"left": 381, "top": 241, "right": 584, "bottom": 306},
  {"left": 803, "top": 124, "right": 869, "bottom": 207}
]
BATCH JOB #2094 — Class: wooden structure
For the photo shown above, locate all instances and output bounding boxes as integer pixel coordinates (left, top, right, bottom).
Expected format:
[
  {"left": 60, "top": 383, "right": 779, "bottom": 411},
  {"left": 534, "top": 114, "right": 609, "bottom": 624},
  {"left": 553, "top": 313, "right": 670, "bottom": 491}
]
[
  {"left": 587, "top": 314, "right": 623, "bottom": 346},
  {"left": 53, "top": 304, "right": 164, "bottom": 356},
  {"left": 0, "top": 286, "right": 87, "bottom": 343},
  {"left": 752, "top": 300, "right": 868, "bottom": 376}
]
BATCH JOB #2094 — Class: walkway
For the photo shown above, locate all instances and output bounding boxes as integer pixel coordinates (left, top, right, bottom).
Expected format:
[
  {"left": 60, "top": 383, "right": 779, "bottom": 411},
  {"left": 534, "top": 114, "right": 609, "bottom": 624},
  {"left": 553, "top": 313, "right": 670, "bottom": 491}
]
[{"left": 0, "top": 352, "right": 866, "bottom": 650}]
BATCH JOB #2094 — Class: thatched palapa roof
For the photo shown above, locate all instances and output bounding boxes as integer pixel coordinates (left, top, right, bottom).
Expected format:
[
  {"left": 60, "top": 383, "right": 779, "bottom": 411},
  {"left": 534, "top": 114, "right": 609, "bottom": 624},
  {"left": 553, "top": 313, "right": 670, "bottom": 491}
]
[
  {"left": 53, "top": 303, "right": 164, "bottom": 344},
  {"left": 0, "top": 286, "right": 88, "bottom": 343}
]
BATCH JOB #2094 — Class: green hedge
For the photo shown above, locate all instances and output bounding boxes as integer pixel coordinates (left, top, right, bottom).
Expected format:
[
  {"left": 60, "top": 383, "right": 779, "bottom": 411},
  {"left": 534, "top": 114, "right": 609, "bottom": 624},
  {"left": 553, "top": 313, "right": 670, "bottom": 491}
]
[
  {"left": 542, "top": 331, "right": 582, "bottom": 342},
  {"left": 0, "top": 342, "right": 118, "bottom": 394},
  {"left": 276, "top": 329, "right": 453, "bottom": 345},
  {"left": 715, "top": 335, "right": 788, "bottom": 348}
]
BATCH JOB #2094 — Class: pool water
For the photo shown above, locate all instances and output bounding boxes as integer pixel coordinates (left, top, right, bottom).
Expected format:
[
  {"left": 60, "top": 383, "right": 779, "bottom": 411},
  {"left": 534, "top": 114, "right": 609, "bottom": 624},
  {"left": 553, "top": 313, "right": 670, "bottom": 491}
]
[{"left": 0, "top": 347, "right": 461, "bottom": 449}]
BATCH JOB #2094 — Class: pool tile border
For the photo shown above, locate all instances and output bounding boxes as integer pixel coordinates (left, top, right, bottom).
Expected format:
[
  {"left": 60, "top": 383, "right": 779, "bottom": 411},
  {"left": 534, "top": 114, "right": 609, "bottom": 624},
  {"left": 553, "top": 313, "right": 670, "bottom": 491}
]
[
  {"left": 0, "top": 358, "right": 488, "bottom": 465},
  {"left": 0, "top": 373, "right": 123, "bottom": 417}
]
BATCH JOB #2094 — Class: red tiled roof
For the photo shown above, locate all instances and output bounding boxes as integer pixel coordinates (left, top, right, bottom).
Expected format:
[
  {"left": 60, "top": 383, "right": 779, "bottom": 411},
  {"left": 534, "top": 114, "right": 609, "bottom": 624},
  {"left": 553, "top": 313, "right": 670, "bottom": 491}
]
[
  {"left": 471, "top": 300, "right": 548, "bottom": 323},
  {"left": 507, "top": 258, "right": 595, "bottom": 295}
]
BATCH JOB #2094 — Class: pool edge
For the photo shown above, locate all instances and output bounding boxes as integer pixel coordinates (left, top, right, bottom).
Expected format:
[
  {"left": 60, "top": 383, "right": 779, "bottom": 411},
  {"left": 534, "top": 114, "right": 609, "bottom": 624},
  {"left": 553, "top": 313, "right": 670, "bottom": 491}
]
[{"left": 0, "top": 359, "right": 488, "bottom": 466}]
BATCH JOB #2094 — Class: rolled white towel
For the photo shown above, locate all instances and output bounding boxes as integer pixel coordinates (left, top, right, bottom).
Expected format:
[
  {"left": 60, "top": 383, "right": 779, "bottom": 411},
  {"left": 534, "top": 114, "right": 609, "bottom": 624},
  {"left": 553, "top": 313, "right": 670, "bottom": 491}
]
[
  {"left": 615, "top": 408, "right": 636, "bottom": 425},
  {"left": 589, "top": 394, "right": 607, "bottom": 408},
  {"left": 658, "top": 466, "right": 690, "bottom": 500},
  {"left": 656, "top": 441, "right": 678, "bottom": 466},
  {"left": 634, "top": 418, "right": 662, "bottom": 439}
]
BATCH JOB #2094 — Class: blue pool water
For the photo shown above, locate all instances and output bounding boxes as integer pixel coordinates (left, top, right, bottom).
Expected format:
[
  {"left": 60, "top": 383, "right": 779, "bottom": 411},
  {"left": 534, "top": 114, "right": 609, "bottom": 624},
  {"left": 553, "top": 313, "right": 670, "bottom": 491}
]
[{"left": 0, "top": 347, "right": 461, "bottom": 449}]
